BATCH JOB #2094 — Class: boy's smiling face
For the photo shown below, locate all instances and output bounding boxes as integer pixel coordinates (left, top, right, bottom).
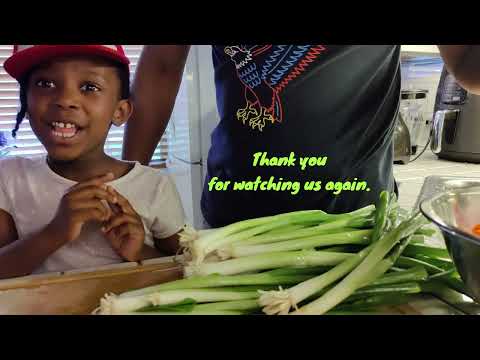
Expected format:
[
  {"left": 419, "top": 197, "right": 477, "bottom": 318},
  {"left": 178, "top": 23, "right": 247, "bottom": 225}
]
[{"left": 25, "top": 56, "right": 132, "bottom": 162}]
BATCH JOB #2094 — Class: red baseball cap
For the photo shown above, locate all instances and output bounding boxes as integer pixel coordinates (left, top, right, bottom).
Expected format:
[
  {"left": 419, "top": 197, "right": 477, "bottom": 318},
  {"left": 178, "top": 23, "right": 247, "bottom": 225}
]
[{"left": 3, "top": 45, "right": 130, "bottom": 80}]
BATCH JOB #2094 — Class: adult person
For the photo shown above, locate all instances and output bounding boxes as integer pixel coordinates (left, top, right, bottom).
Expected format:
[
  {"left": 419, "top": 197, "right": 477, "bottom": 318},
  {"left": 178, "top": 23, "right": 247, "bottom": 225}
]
[{"left": 123, "top": 45, "right": 480, "bottom": 227}]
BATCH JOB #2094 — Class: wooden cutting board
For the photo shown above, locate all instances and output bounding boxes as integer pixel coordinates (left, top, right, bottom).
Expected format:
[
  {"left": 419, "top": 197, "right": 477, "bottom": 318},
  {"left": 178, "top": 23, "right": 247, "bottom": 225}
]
[{"left": 0, "top": 257, "right": 183, "bottom": 315}]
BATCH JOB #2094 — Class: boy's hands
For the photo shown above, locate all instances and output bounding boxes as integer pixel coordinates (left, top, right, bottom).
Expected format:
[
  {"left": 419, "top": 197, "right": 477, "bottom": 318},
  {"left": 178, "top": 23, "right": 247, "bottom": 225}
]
[
  {"left": 47, "top": 172, "right": 148, "bottom": 262},
  {"left": 101, "top": 187, "right": 146, "bottom": 262},
  {"left": 47, "top": 173, "right": 117, "bottom": 243}
]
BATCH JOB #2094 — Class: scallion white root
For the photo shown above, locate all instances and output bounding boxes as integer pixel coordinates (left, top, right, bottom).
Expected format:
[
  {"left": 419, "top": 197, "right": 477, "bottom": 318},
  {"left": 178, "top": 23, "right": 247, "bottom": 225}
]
[
  {"left": 96, "top": 293, "right": 152, "bottom": 315},
  {"left": 178, "top": 224, "right": 200, "bottom": 245},
  {"left": 258, "top": 287, "right": 296, "bottom": 315}
]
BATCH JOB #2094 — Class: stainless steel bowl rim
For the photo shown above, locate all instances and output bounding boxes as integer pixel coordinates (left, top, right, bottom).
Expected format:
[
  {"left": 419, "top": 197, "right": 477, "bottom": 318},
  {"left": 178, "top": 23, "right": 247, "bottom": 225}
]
[{"left": 420, "top": 185, "right": 480, "bottom": 247}]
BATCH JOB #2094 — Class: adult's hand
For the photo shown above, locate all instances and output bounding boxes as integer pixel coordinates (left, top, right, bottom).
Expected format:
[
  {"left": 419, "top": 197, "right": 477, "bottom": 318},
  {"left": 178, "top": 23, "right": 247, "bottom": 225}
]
[{"left": 438, "top": 45, "right": 480, "bottom": 95}]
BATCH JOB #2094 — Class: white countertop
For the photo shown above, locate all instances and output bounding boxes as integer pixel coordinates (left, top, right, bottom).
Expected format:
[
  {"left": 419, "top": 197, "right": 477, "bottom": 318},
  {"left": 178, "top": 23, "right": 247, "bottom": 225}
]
[{"left": 393, "top": 150, "right": 480, "bottom": 211}]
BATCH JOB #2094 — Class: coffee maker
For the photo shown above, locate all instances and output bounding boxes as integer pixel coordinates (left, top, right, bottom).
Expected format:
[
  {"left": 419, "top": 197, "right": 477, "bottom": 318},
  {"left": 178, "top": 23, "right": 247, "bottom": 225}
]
[{"left": 431, "top": 66, "right": 480, "bottom": 163}]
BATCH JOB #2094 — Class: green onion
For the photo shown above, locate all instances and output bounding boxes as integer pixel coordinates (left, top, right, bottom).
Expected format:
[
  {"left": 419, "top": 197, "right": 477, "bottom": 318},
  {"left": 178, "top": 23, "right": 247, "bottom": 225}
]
[
  {"left": 292, "top": 212, "right": 427, "bottom": 315},
  {"left": 186, "top": 206, "right": 375, "bottom": 264},
  {"left": 396, "top": 256, "right": 449, "bottom": 274},
  {"left": 94, "top": 189, "right": 472, "bottom": 316},
  {"left": 301, "top": 280, "right": 423, "bottom": 309},
  {"left": 267, "top": 266, "right": 332, "bottom": 276},
  {"left": 410, "top": 235, "right": 427, "bottom": 244},
  {"left": 369, "top": 266, "right": 429, "bottom": 286},
  {"left": 135, "top": 298, "right": 196, "bottom": 313},
  {"left": 135, "top": 299, "right": 260, "bottom": 314},
  {"left": 395, "top": 255, "right": 467, "bottom": 296},
  {"left": 194, "top": 299, "right": 261, "bottom": 312},
  {"left": 420, "top": 280, "right": 474, "bottom": 303},
  {"left": 427, "top": 268, "right": 457, "bottom": 280},
  {"left": 232, "top": 213, "right": 374, "bottom": 249},
  {"left": 265, "top": 224, "right": 308, "bottom": 235},
  {"left": 301, "top": 241, "right": 423, "bottom": 304},
  {"left": 403, "top": 244, "right": 450, "bottom": 260},
  {"left": 184, "top": 250, "right": 354, "bottom": 277},
  {"left": 189, "top": 210, "right": 331, "bottom": 262},
  {"left": 223, "top": 229, "right": 372, "bottom": 259},
  {"left": 348, "top": 282, "right": 423, "bottom": 299},
  {"left": 259, "top": 244, "right": 374, "bottom": 315},
  {"left": 98, "top": 287, "right": 264, "bottom": 314},
  {"left": 413, "top": 254, "right": 454, "bottom": 269},
  {"left": 358, "top": 231, "right": 417, "bottom": 288},
  {"left": 322, "top": 245, "right": 361, "bottom": 253},
  {"left": 371, "top": 191, "right": 390, "bottom": 243},
  {"left": 119, "top": 270, "right": 315, "bottom": 298},
  {"left": 437, "top": 277, "right": 470, "bottom": 296},
  {"left": 335, "top": 293, "right": 419, "bottom": 311}
]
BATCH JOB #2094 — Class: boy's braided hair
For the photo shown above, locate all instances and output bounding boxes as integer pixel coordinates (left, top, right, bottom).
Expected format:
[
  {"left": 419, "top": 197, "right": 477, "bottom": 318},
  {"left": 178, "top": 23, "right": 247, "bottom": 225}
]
[
  {"left": 12, "top": 62, "right": 130, "bottom": 138},
  {"left": 12, "top": 76, "right": 28, "bottom": 138}
]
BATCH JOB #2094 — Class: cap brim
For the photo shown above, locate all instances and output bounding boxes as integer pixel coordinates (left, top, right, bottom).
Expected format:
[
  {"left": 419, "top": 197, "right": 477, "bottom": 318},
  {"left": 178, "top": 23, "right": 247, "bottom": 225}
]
[{"left": 4, "top": 45, "right": 130, "bottom": 80}]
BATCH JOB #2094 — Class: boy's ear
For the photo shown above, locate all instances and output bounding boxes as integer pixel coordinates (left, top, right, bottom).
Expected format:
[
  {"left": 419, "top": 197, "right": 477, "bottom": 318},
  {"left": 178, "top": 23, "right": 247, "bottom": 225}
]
[{"left": 111, "top": 99, "right": 133, "bottom": 127}]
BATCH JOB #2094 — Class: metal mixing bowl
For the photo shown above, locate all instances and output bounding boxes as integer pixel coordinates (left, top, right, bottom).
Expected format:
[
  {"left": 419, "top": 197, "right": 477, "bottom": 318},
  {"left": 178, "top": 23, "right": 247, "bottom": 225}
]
[{"left": 420, "top": 186, "right": 480, "bottom": 302}]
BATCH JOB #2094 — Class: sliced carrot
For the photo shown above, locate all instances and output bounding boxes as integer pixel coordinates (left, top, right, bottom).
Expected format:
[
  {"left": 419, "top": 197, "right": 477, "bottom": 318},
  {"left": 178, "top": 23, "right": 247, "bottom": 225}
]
[{"left": 472, "top": 224, "right": 480, "bottom": 236}]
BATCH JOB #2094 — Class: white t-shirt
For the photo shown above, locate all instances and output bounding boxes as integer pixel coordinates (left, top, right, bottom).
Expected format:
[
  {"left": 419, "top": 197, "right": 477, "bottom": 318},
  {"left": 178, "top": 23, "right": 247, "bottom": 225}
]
[{"left": 0, "top": 156, "right": 186, "bottom": 274}]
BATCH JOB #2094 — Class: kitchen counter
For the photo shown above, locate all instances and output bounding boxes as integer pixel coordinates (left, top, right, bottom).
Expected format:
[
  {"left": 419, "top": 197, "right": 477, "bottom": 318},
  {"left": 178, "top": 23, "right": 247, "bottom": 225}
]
[{"left": 394, "top": 150, "right": 480, "bottom": 211}]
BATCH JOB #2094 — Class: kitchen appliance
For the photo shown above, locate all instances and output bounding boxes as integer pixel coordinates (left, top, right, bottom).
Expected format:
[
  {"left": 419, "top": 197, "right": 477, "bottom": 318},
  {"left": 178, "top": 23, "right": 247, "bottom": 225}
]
[
  {"left": 393, "top": 89, "right": 428, "bottom": 164},
  {"left": 400, "top": 89, "right": 429, "bottom": 155},
  {"left": 393, "top": 112, "right": 412, "bottom": 164},
  {"left": 393, "top": 89, "right": 429, "bottom": 164},
  {"left": 431, "top": 66, "right": 480, "bottom": 163}
]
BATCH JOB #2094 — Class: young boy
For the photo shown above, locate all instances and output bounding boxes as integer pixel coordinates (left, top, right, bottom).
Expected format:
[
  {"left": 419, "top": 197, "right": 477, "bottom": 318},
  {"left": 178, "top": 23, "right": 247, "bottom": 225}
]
[{"left": 0, "top": 45, "right": 186, "bottom": 279}]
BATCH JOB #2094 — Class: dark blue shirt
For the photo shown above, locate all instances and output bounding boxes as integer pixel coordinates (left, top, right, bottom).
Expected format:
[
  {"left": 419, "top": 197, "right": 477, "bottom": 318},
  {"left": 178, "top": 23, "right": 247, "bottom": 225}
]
[{"left": 202, "top": 45, "right": 401, "bottom": 227}]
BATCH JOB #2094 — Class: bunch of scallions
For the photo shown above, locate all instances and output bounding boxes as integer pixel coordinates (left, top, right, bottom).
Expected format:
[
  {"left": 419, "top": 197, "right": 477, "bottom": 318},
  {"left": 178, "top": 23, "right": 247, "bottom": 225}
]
[{"left": 96, "top": 191, "right": 472, "bottom": 315}]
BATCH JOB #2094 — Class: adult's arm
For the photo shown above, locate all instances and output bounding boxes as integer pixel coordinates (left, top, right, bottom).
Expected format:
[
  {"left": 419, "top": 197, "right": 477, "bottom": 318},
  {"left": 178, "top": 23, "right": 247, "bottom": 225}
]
[{"left": 122, "top": 45, "right": 191, "bottom": 165}]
